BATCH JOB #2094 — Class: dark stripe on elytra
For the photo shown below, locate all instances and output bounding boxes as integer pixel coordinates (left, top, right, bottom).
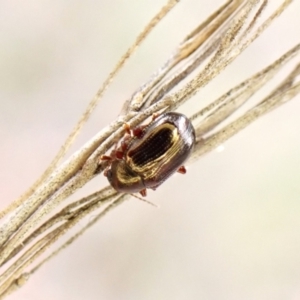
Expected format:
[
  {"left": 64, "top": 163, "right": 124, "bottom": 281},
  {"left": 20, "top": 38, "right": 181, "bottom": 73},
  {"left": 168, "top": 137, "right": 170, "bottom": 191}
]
[{"left": 128, "top": 127, "right": 175, "bottom": 166}]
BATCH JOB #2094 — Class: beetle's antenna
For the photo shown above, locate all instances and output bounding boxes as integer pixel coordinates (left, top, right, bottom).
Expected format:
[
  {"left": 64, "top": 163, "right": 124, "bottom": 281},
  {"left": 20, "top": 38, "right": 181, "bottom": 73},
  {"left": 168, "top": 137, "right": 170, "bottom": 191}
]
[{"left": 130, "top": 194, "right": 160, "bottom": 208}]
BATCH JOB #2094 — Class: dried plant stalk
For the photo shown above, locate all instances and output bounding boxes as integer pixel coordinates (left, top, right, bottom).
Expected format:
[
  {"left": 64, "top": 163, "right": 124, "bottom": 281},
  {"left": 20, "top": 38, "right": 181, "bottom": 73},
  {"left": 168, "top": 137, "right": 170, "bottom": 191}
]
[
  {"left": 0, "top": 0, "right": 179, "bottom": 222},
  {"left": 0, "top": 0, "right": 299, "bottom": 298}
]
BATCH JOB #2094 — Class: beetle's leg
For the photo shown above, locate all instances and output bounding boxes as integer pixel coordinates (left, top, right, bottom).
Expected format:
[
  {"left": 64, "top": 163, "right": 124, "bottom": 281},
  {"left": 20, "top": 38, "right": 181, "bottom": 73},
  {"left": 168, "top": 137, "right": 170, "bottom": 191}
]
[
  {"left": 123, "top": 122, "right": 148, "bottom": 139},
  {"left": 152, "top": 113, "right": 160, "bottom": 121},
  {"left": 120, "top": 135, "right": 131, "bottom": 152},
  {"left": 132, "top": 125, "right": 147, "bottom": 138},
  {"left": 139, "top": 189, "right": 147, "bottom": 197},
  {"left": 100, "top": 155, "right": 112, "bottom": 161},
  {"left": 123, "top": 122, "right": 131, "bottom": 135},
  {"left": 177, "top": 166, "right": 187, "bottom": 174},
  {"left": 115, "top": 150, "right": 124, "bottom": 159}
]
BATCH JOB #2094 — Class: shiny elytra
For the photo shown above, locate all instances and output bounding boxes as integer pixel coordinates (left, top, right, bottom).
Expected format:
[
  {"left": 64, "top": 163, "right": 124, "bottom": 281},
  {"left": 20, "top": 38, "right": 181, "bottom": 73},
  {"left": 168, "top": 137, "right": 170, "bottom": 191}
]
[{"left": 104, "top": 112, "right": 195, "bottom": 196}]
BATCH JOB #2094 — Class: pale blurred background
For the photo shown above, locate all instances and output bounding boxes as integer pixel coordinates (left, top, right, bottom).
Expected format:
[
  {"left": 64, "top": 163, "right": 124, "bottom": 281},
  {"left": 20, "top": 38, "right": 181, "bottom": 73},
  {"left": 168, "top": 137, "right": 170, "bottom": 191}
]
[{"left": 1, "top": 1, "right": 300, "bottom": 299}]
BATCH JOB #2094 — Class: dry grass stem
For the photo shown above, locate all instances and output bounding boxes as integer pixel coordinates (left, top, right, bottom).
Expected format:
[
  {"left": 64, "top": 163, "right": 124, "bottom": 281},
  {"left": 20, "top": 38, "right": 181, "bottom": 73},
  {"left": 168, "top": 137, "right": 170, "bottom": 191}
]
[
  {"left": 0, "top": 0, "right": 179, "bottom": 222},
  {"left": 0, "top": 0, "right": 299, "bottom": 298}
]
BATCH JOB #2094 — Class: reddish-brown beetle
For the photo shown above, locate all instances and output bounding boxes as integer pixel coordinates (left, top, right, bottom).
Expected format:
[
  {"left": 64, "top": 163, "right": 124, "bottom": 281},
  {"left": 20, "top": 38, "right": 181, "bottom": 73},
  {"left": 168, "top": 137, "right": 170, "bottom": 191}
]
[{"left": 102, "top": 112, "right": 195, "bottom": 196}]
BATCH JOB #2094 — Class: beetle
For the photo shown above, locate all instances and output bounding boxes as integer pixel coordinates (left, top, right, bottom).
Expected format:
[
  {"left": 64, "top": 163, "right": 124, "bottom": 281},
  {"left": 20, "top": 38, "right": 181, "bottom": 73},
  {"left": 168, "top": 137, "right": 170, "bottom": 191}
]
[{"left": 101, "top": 112, "right": 195, "bottom": 197}]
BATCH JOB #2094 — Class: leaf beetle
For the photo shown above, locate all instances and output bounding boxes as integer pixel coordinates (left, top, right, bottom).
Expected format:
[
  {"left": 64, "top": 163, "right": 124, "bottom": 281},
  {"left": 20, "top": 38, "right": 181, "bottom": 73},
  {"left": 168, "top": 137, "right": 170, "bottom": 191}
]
[{"left": 101, "top": 112, "right": 195, "bottom": 196}]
